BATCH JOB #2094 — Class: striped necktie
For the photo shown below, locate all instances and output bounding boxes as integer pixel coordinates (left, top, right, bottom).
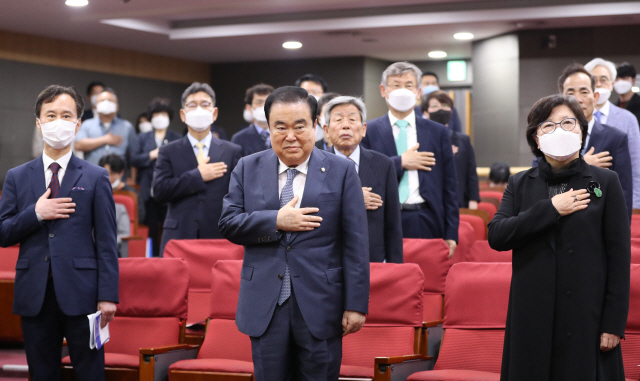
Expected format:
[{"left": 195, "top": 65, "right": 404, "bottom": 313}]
[
  {"left": 277, "top": 168, "right": 299, "bottom": 305},
  {"left": 49, "top": 163, "right": 61, "bottom": 198}
]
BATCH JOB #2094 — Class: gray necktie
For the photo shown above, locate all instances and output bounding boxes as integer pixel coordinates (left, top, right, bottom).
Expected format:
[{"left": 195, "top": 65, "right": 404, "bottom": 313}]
[{"left": 278, "top": 168, "right": 299, "bottom": 305}]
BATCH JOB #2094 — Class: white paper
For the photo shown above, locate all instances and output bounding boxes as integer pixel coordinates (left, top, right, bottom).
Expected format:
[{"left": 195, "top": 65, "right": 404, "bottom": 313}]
[{"left": 87, "top": 311, "right": 110, "bottom": 350}]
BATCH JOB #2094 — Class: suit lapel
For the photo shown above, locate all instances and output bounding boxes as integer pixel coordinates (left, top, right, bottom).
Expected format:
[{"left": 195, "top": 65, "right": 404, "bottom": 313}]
[
  {"left": 180, "top": 136, "right": 199, "bottom": 169},
  {"left": 29, "top": 157, "right": 46, "bottom": 199},
  {"left": 358, "top": 147, "right": 375, "bottom": 187},
  {"left": 206, "top": 136, "right": 226, "bottom": 165},
  {"left": 588, "top": 120, "right": 607, "bottom": 153},
  {"left": 527, "top": 167, "right": 556, "bottom": 251},
  {"left": 58, "top": 155, "right": 83, "bottom": 198},
  {"left": 378, "top": 115, "right": 398, "bottom": 156},
  {"left": 259, "top": 150, "right": 280, "bottom": 211},
  {"left": 290, "top": 149, "right": 329, "bottom": 244}
]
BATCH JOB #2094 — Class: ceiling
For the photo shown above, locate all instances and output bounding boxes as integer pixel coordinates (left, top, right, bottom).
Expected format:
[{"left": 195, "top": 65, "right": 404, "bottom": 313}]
[{"left": 2, "top": 0, "right": 640, "bottom": 63}]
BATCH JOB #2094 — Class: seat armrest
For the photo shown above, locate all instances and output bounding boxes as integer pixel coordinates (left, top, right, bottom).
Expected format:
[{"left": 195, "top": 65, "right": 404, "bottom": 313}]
[
  {"left": 374, "top": 355, "right": 435, "bottom": 381},
  {"left": 375, "top": 355, "right": 431, "bottom": 364},
  {"left": 139, "top": 345, "right": 200, "bottom": 381}
]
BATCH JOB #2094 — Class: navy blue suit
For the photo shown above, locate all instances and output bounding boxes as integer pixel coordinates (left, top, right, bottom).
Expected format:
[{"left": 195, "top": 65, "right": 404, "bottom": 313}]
[
  {"left": 231, "top": 124, "right": 269, "bottom": 157},
  {"left": 152, "top": 135, "right": 242, "bottom": 255},
  {"left": 219, "top": 148, "right": 369, "bottom": 380},
  {"left": 449, "top": 130, "right": 480, "bottom": 208},
  {"left": 361, "top": 115, "right": 459, "bottom": 242},
  {"left": 0, "top": 154, "right": 119, "bottom": 381},
  {"left": 328, "top": 146, "right": 403, "bottom": 263}
]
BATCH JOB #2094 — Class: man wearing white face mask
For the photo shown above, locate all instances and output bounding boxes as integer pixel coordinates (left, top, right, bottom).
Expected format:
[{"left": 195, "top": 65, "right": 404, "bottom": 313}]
[
  {"left": 615, "top": 62, "right": 640, "bottom": 125},
  {"left": 231, "top": 84, "right": 274, "bottom": 157},
  {"left": 151, "top": 82, "right": 242, "bottom": 256},
  {"left": 296, "top": 74, "right": 328, "bottom": 144},
  {"left": 361, "top": 61, "right": 459, "bottom": 258},
  {"left": 81, "top": 81, "right": 105, "bottom": 121},
  {"left": 0, "top": 85, "right": 119, "bottom": 381},
  {"left": 417, "top": 71, "right": 463, "bottom": 133},
  {"left": 585, "top": 58, "right": 640, "bottom": 209}
]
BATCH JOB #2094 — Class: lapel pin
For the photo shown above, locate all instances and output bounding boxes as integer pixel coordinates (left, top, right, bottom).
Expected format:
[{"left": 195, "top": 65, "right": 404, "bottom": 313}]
[
  {"left": 321, "top": 167, "right": 325, "bottom": 172},
  {"left": 587, "top": 181, "right": 602, "bottom": 198}
]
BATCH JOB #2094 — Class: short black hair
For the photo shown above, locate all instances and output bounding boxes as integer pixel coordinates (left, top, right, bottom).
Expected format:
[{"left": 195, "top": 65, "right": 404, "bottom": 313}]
[
  {"left": 489, "top": 162, "right": 510, "bottom": 184},
  {"left": 86, "top": 81, "right": 106, "bottom": 96},
  {"left": 422, "top": 71, "right": 439, "bottom": 82},
  {"left": 99, "top": 153, "right": 125, "bottom": 174},
  {"left": 244, "top": 84, "right": 275, "bottom": 105},
  {"left": 616, "top": 62, "right": 637, "bottom": 79},
  {"left": 134, "top": 112, "right": 148, "bottom": 134},
  {"left": 526, "top": 94, "right": 588, "bottom": 158},
  {"left": 317, "top": 92, "right": 340, "bottom": 114},
  {"left": 264, "top": 86, "right": 318, "bottom": 127},
  {"left": 34, "top": 85, "right": 84, "bottom": 119},
  {"left": 557, "top": 63, "right": 595, "bottom": 93},
  {"left": 147, "top": 98, "right": 174, "bottom": 121},
  {"left": 295, "top": 74, "right": 328, "bottom": 92}
]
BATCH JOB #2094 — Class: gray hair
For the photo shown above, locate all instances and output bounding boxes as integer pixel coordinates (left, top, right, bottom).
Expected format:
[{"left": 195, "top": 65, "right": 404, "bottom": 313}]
[
  {"left": 584, "top": 58, "right": 617, "bottom": 81},
  {"left": 181, "top": 82, "right": 216, "bottom": 107},
  {"left": 381, "top": 61, "right": 422, "bottom": 87},
  {"left": 100, "top": 87, "right": 118, "bottom": 102},
  {"left": 325, "top": 96, "right": 367, "bottom": 124}
]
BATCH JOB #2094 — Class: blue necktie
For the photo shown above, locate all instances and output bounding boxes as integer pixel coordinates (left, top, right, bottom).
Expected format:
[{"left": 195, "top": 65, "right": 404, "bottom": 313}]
[
  {"left": 260, "top": 129, "right": 271, "bottom": 148},
  {"left": 394, "top": 120, "right": 410, "bottom": 203},
  {"left": 277, "top": 168, "right": 299, "bottom": 305},
  {"left": 594, "top": 110, "right": 602, "bottom": 123}
]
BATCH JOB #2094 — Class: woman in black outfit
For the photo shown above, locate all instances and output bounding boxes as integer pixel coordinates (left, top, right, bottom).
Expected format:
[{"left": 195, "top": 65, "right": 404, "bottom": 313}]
[{"left": 489, "top": 94, "right": 630, "bottom": 380}]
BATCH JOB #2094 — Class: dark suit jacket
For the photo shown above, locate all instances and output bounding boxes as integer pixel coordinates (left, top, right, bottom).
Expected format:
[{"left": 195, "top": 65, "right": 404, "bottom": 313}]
[
  {"left": 0, "top": 155, "right": 119, "bottom": 316},
  {"left": 315, "top": 140, "right": 328, "bottom": 150},
  {"left": 449, "top": 130, "right": 480, "bottom": 208},
  {"left": 230, "top": 124, "right": 268, "bottom": 157},
  {"left": 152, "top": 135, "right": 242, "bottom": 255},
  {"left": 361, "top": 115, "right": 459, "bottom": 242},
  {"left": 620, "top": 93, "right": 640, "bottom": 126},
  {"left": 130, "top": 129, "right": 181, "bottom": 202},
  {"left": 328, "top": 146, "right": 403, "bottom": 263},
  {"left": 219, "top": 148, "right": 370, "bottom": 340}
]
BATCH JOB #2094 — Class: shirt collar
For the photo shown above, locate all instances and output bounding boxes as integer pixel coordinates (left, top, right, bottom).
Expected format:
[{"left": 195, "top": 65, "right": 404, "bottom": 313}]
[
  {"left": 42, "top": 149, "right": 73, "bottom": 171},
  {"left": 599, "top": 100, "right": 610, "bottom": 116},
  {"left": 588, "top": 116, "right": 595, "bottom": 135},
  {"left": 388, "top": 110, "right": 416, "bottom": 129},
  {"left": 334, "top": 145, "right": 360, "bottom": 169},
  {"left": 99, "top": 116, "right": 117, "bottom": 129},
  {"left": 278, "top": 153, "right": 311, "bottom": 175},
  {"left": 254, "top": 124, "right": 269, "bottom": 136},
  {"left": 187, "top": 131, "right": 213, "bottom": 148}
]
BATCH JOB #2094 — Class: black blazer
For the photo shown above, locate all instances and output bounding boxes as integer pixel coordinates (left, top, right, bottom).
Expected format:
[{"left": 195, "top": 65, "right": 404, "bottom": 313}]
[
  {"left": 130, "top": 130, "right": 181, "bottom": 202},
  {"left": 231, "top": 124, "right": 269, "bottom": 157},
  {"left": 152, "top": 135, "right": 242, "bottom": 255},
  {"left": 488, "top": 160, "right": 629, "bottom": 380},
  {"left": 328, "top": 146, "right": 403, "bottom": 263},
  {"left": 620, "top": 92, "right": 640, "bottom": 125},
  {"left": 449, "top": 130, "right": 480, "bottom": 208}
]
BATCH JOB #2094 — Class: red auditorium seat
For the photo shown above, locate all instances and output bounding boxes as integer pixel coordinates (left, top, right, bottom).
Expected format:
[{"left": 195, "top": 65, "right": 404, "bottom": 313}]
[
  {"left": 468, "top": 241, "right": 512, "bottom": 262},
  {"left": 631, "top": 239, "right": 640, "bottom": 264},
  {"left": 113, "top": 191, "right": 147, "bottom": 257},
  {"left": 163, "top": 239, "right": 244, "bottom": 345},
  {"left": 477, "top": 202, "right": 497, "bottom": 221},
  {"left": 632, "top": 215, "right": 640, "bottom": 239},
  {"left": 479, "top": 190, "right": 503, "bottom": 202},
  {"left": 621, "top": 264, "right": 640, "bottom": 381},
  {"left": 0, "top": 245, "right": 22, "bottom": 342},
  {"left": 61, "top": 258, "right": 197, "bottom": 381},
  {"left": 460, "top": 214, "right": 487, "bottom": 241},
  {"left": 452, "top": 221, "right": 475, "bottom": 264},
  {"left": 406, "top": 262, "right": 511, "bottom": 381}
]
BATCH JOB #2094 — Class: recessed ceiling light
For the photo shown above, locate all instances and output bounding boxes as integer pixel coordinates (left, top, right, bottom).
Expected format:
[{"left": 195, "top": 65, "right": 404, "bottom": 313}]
[
  {"left": 283, "top": 41, "right": 302, "bottom": 49},
  {"left": 454, "top": 32, "right": 474, "bottom": 40},
  {"left": 428, "top": 51, "right": 447, "bottom": 59},
  {"left": 65, "top": 0, "right": 88, "bottom": 6}
]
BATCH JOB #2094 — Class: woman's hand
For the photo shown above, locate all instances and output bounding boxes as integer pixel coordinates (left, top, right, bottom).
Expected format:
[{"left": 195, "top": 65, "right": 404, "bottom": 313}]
[
  {"left": 551, "top": 188, "right": 590, "bottom": 216},
  {"left": 600, "top": 333, "right": 621, "bottom": 351}
]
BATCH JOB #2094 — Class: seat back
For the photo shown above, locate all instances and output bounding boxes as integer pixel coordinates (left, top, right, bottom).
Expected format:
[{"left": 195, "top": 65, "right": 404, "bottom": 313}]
[
  {"left": 197, "top": 260, "right": 252, "bottom": 362},
  {"left": 163, "top": 239, "right": 244, "bottom": 325},
  {"left": 342, "top": 263, "right": 424, "bottom": 368},
  {"left": 113, "top": 192, "right": 138, "bottom": 235},
  {"left": 460, "top": 214, "right": 487, "bottom": 241},
  {"left": 108, "top": 258, "right": 189, "bottom": 355},
  {"left": 632, "top": 215, "right": 640, "bottom": 239},
  {"left": 452, "top": 221, "right": 475, "bottom": 264},
  {"left": 468, "top": 240, "right": 512, "bottom": 262},
  {"left": 631, "top": 239, "right": 640, "bottom": 264},
  {"left": 434, "top": 262, "right": 511, "bottom": 373},
  {"left": 0, "top": 245, "right": 19, "bottom": 277},
  {"left": 479, "top": 190, "right": 503, "bottom": 202},
  {"left": 477, "top": 202, "right": 497, "bottom": 220},
  {"left": 622, "top": 264, "right": 640, "bottom": 378},
  {"left": 403, "top": 239, "right": 451, "bottom": 321}
]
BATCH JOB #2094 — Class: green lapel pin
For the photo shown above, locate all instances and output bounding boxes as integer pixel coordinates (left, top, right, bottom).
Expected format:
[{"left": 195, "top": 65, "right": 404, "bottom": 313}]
[{"left": 594, "top": 188, "right": 602, "bottom": 197}]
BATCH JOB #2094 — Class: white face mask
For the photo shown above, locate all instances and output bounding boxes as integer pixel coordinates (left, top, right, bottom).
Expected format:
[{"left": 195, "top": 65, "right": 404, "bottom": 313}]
[
  {"left": 38, "top": 119, "right": 79, "bottom": 150},
  {"left": 252, "top": 106, "right": 267, "bottom": 123},
  {"left": 151, "top": 115, "right": 170, "bottom": 130},
  {"left": 538, "top": 128, "right": 582, "bottom": 161},
  {"left": 111, "top": 178, "right": 121, "bottom": 189},
  {"left": 96, "top": 100, "right": 117, "bottom": 115},
  {"left": 421, "top": 85, "right": 439, "bottom": 95},
  {"left": 138, "top": 121, "right": 153, "bottom": 133},
  {"left": 595, "top": 88, "right": 611, "bottom": 105},
  {"left": 387, "top": 88, "right": 417, "bottom": 112},
  {"left": 90, "top": 94, "right": 99, "bottom": 107},
  {"left": 614, "top": 80, "right": 633, "bottom": 95},
  {"left": 185, "top": 107, "right": 214, "bottom": 132},
  {"left": 243, "top": 108, "right": 254, "bottom": 123}
]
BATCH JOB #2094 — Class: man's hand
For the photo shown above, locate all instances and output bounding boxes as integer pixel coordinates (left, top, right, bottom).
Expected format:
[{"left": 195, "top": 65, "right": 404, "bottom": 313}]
[
  {"left": 401, "top": 143, "right": 435, "bottom": 171},
  {"left": 198, "top": 157, "right": 228, "bottom": 182},
  {"left": 583, "top": 147, "right": 612, "bottom": 168},
  {"left": 551, "top": 188, "right": 590, "bottom": 216},
  {"left": 149, "top": 148, "right": 159, "bottom": 161},
  {"left": 35, "top": 189, "right": 75, "bottom": 220},
  {"left": 445, "top": 239, "right": 457, "bottom": 259},
  {"left": 600, "top": 333, "right": 621, "bottom": 351},
  {"left": 468, "top": 200, "right": 478, "bottom": 210},
  {"left": 276, "top": 196, "right": 322, "bottom": 232},
  {"left": 362, "top": 187, "right": 383, "bottom": 210},
  {"left": 104, "top": 132, "right": 124, "bottom": 147},
  {"left": 342, "top": 310, "right": 366, "bottom": 336},
  {"left": 97, "top": 301, "right": 117, "bottom": 329}
]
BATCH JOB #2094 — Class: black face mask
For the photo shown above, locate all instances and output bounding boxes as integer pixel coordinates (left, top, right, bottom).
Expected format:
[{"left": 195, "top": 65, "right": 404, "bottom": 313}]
[{"left": 429, "top": 109, "right": 452, "bottom": 126}]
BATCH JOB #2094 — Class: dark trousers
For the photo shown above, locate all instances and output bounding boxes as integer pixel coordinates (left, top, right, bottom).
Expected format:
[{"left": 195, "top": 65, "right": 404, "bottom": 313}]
[
  {"left": 401, "top": 208, "right": 441, "bottom": 239},
  {"left": 144, "top": 198, "right": 167, "bottom": 257},
  {"left": 250, "top": 287, "right": 342, "bottom": 381},
  {"left": 21, "top": 278, "right": 105, "bottom": 381}
]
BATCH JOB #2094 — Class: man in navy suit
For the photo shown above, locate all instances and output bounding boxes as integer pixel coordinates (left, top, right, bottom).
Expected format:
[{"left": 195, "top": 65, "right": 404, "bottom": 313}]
[
  {"left": 323, "top": 95, "right": 403, "bottom": 263},
  {"left": 231, "top": 84, "right": 274, "bottom": 157},
  {"left": 0, "top": 85, "right": 119, "bottom": 381},
  {"left": 361, "top": 61, "right": 459, "bottom": 258},
  {"left": 219, "top": 86, "right": 369, "bottom": 380},
  {"left": 152, "top": 82, "right": 242, "bottom": 255}
]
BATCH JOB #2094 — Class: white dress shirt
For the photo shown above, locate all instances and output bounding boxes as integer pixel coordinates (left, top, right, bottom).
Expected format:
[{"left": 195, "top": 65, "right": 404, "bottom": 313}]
[
  {"left": 187, "top": 131, "right": 212, "bottom": 159},
  {"left": 334, "top": 145, "right": 360, "bottom": 173},
  {"left": 597, "top": 101, "right": 611, "bottom": 125},
  {"left": 278, "top": 155, "right": 310, "bottom": 209},
  {"left": 388, "top": 111, "right": 425, "bottom": 204}
]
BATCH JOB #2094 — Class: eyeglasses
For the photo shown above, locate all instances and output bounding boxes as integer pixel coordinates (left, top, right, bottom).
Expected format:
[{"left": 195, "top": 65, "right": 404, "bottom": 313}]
[
  {"left": 537, "top": 118, "right": 578, "bottom": 136},
  {"left": 594, "top": 76, "right": 611, "bottom": 86},
  {"left": 184, "top": 101, "right": 213, "bottom": 110}
]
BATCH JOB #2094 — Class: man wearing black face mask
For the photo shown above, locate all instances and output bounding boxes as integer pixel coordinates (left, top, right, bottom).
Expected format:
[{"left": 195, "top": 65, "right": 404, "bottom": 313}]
[{"left": 422, "top": 91, "right": 480, "bottom": 209}]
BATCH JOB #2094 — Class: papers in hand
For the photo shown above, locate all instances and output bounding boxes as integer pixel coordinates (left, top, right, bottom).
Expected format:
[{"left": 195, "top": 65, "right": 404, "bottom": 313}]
[{"left": 87, "top": 311, "right": 110, "bottom": 350}]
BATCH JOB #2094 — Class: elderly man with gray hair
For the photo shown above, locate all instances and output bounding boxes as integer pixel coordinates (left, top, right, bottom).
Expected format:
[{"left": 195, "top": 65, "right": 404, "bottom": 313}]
[
  {"left": 151, "top": 82, "right": 242, "bottom": 255},
  {"left": 361, "top": 61, "right": 459, "bottom": 258},
  {"left": 323, "top": 96, "right": 403, "bottom": 263},
  {"left": 585, "top": 57, "right": 640, "bottom": 209}
]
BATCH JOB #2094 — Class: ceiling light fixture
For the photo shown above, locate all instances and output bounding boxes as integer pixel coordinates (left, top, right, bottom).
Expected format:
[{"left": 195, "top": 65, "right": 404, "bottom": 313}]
[
  {"left": 428, "top": 50, "right": 447, "bottom": 58},
  {"left": 282, "top": 41, "right": 302, "bottom": 49},
  {"left": 454, "top": 32, "right": 474, "bottom": 40},
  {"left": 65, "top": 0, "right": 88, "bottom": 6}
]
